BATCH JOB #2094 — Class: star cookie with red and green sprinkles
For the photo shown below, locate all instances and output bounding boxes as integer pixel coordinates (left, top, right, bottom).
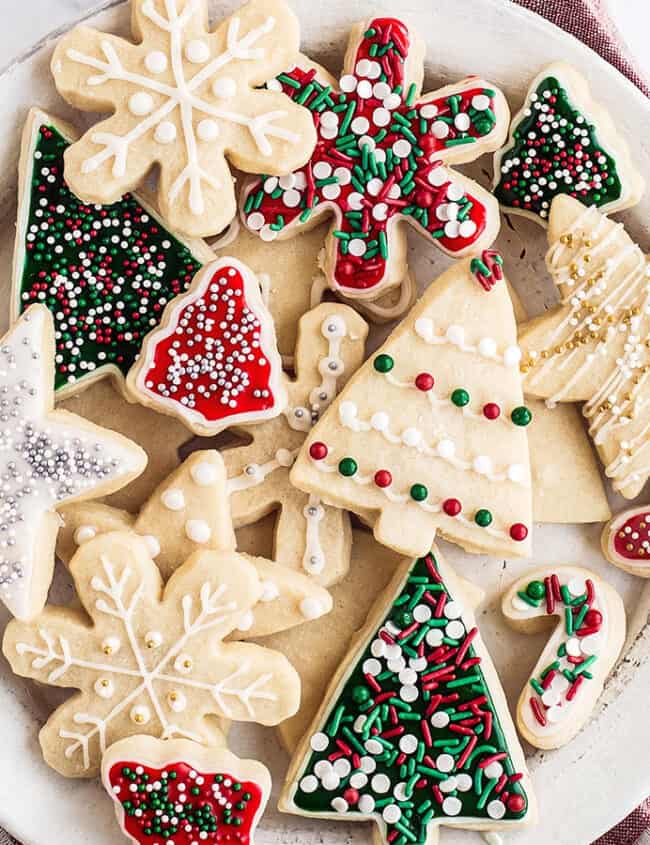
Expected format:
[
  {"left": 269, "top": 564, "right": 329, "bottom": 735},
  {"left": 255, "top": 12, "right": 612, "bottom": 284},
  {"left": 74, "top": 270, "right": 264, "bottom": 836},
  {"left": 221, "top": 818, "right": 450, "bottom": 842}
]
[
  {"left": 279, "top": 551, "right": 536, "bottom": 844},
  {"left": 12, "top": 109, "right": 214, "bottom": 399},
  {"left": 602, "top": 506, "right": 650, "bottom": 578},
  {"left": 241, "top": 17, "right": 509, "bottom": 301},
  {"left": 493, "top": 62, "right": 643, "bottom": 225},
  {"left": 502, "top": 566, "right": 625, "bottom": 750},
  {"left": 127, "top": 257, "right": 287, "bottom": 436},
  {"left": 102, "top": 735, "right": 271, "bottom": 845}
]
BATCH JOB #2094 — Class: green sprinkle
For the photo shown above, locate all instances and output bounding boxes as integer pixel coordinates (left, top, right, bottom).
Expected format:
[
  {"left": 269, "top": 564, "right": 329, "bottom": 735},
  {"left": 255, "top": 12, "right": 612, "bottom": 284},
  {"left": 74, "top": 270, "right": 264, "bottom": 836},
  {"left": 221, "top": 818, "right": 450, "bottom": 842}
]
[
  {"left": 530, "top": 678, "right": 544, "bottom": 696},
  {"left": 574, "top": 655, "right": 598, "bottom": 675},
  {"left": 517, "top": 590, "right": 541, "bottom": 608},
  {"left": 565, "top": 606, "right": 574, "bottom": 636}
]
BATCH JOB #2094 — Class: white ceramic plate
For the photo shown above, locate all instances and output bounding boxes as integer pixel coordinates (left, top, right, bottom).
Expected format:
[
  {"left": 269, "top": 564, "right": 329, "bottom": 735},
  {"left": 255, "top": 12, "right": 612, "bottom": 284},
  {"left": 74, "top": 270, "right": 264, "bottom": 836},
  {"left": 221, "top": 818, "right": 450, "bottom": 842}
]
[{"left": 0, "top": 1, "right": 649, "bottom": 844}]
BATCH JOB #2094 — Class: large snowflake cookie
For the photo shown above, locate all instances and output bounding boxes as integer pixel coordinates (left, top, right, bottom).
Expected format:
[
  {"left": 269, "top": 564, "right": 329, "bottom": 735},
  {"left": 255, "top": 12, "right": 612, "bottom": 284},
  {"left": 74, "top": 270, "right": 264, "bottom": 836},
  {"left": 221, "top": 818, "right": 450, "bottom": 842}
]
[
  {"left": 502, "top": 565, "right": 625, "bottom": 749},
  {"left": 51, "top": 0, "right": 317, "bottom": 238},
  {"left": 241, "top": 16, "right": 509, "bottom": 301},
  {"left": 3, "top": 530, "right": 301, "bottom": 777},
  {"left": 102, "top": 734, "right": 271, "bottom": 845},
  {"left": 0, "top": 305, "right": 146, "bottom": 621},
  {"left": 127, "top": 257, "right": 287, "bottom": 435}
]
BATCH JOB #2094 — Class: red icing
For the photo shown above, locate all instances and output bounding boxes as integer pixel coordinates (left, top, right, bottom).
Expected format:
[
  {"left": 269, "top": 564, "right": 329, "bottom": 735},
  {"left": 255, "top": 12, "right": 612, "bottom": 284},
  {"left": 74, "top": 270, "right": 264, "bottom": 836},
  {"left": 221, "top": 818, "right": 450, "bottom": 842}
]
[
  {"left": 109, "top": 760, "right": 262, "bottom": 844},
  {"left": 138, "top": 264, "right": 278, "bottom": 427},
  {"left": 244, "top": 18, "right": 499, "bottom": 295},
  {"left": 613, "top": 509, "right": 650, "bottom": 560}
]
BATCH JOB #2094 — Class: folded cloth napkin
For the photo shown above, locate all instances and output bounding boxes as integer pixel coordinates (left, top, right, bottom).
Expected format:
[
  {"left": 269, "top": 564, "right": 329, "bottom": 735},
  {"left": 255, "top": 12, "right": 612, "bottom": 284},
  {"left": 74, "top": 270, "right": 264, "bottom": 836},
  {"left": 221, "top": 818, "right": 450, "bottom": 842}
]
[{"left": 0, "top": 2, "right": 647, "bottom": 845}]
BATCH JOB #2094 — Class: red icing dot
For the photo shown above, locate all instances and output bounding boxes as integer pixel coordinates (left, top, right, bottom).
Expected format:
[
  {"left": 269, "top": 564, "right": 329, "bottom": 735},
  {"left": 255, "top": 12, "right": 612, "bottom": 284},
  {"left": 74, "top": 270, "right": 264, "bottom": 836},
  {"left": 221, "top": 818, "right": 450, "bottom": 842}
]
[
  {"left": 509, "top": 523, "right": 528, "bottom": 542},
  {"left": 374, "top": 470, "right": 393, "bottom": 488},
  {"left": 483, "top": 402, "right": 501, "bottom": 420},
  {"left": 443, "top": 498, "right": 462, "bottom": 517},
  {"left": 309, "top": 442, "right": 328, "bottom": 461},
  {"left": 415, "top": 373, "right": 435, "bottom": 391},
  {"left": 343, "top": 788, "right": 359, "bottom": 805},
  {"left": 584, "top": 609, "right": 603, "bottom": 627},
  {"left": 507, "top": 794, "right": 526, "bottom": 813}
]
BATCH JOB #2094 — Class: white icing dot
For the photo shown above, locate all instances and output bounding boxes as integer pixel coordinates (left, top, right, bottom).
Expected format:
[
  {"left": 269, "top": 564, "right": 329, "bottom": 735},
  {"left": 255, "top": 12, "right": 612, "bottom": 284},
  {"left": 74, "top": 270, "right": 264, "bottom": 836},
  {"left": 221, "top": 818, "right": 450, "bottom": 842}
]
[
  {"left": 478, "top": 337, "right": 497, "bottom": 358},
  {"left": 185, "top": 519, "right": 211, "bottom": 543},
  {"left": 484, "top": 761, "right": 504, "bottom": 780},
  {"left": 437, "top": 439, "right": 455, "bottom": 459},
  {"left": 431, "top": 710, "right": 450, "bottom": 728},
  {"left": 161, "top": 488, "right": 185, "bottom": 510},
  {"left": 365, "top": 738, "right": 383, "bottom": 755},
  {"left": 362, "top": 658, "right": 382, "bottom": 676},
  {"left": 440, "top": 777, "right": 457, "bottom": 793},
  {"left": 402, "top": 428, "right": 421, "bottom": 447},
  {"left": 473, "top": 455, "right": 493, "bottom": 475},
  {"left": 247, "top": 212, "right": 265, "bottom": 231},
  {"left": 130, "top": 704, "right": 151, "bottom": 724},
  {"left": 566, "top": 637, "right": 582, "bottom": 657},
  {"left": 454, "top": 113, "right": 471, "bottom": 131},
  {"left": 190, "top": 461, "right": 218, "bottom": 486},
  {"left": 331, "top": 797, "right": 348, "bottom": 812},
  {"left": 413, "top": 604, "right": 432, "bottom": 623},
  {"left": 392, "top": 139, "right": 412, "bottom": 158},
  {"left": 428, "top": 167, "right": 448, "bottom": 186},
  {"left": 459, "top": 219, "right": 478, "bottom": 238},
  {"left": 333, "top": 759, "right": 351, "bottom": 778},
  {"left": 444, "top": 600, "right": 463, "bottom": 619},
  {"left": 197, "top": 119, "right": 220, "bottom": 141},
  {"left": 350, "top": 772, "right": 368, "bottom": 789},
  {"left": 371, "top": 774, "right": 391, "bottom": 794},
  {"left": 314, "top": 760, "right": 332, "bottom": 778},
  {"left": 446, "top": 324, "right": 465, "bottom": 346},
  {"left": 358, "top": 795, "right": 375, "bottom": 813},
  {"left": 371, "top": 411, "right": 389, "bottom": 431},
  {"left": 446, "top": 620, "right": 465, "bottom": 639},
  {"left": 300, "top": 775, "right": 318, "bottom": 793},
  {"left": 487, "top": 799, "right": 506, "bottom": 820},
  {"left": 283, "top": 189, "right": 301, "bottom": 208},
  {"left": 383, "top": 805, "right": 401, "bottom": 824},
  {"left": 400, "top": 684, "right": 418, "bottom": 702},
  {"left": 310, "top": 731, "right": 329, "bottom": 752},
  {"left": 94, "top": 678, "right": 114, "bottom": 698},
  {"left": 436, "top": 753, "right": 455, "bottom": 773},
  {"left": 504, "top": 345, "right": 522, "bottom": 367},
  {"left": 236, "top": 610, "right": 254, "bottom": 632},
  {"left": 74, "top": 525, "right": 96, "bottom": 545},
  {"left": 442, "top": 796, "right": 462, "bottom": 816},
  {"left": 351, "top": 116, "right": 370, "bottom": 135},
  {"left": 360, "top": 756, "right": 376, "bottom": 773},
  {"left": 426, "top": 629, "right": 443, "bottom": 647},
  {"left": 432, "top": 120, "right": 450, "bottom": 139},
  {"left": 472, "top": 94, "right": 491, "bottom": 111},
  {"left": 185, "top": 40, "right": 210, "bottom": 63},
  {"left": 154, "top": 121, "right": 177, "bottom": 144},
  {"left": 129, "top": 92, "right": 154, "bottom": 116},
  {"left": 145, "top": 50, "right": 168, "bottom": 74},
  {"left": 212, "top": 76, "right": 236, "bottom": 97},
  {"left": 420, "top": 104, "right": 438, "bottom": 119},
  {"left": 349, "top": 239, "right": 367, "bottom": 257},
  {"left": 399, "top": 734, "right": 418, "bottom": 754},
  {"left": 299, "top": 597, "right": 326, "bottom": 620},
  {"left": 456, "top": 773, "right": 473, "bottom": 792},
  {"left": 260, "top": 580, "right": 279, "bottom": 602}
]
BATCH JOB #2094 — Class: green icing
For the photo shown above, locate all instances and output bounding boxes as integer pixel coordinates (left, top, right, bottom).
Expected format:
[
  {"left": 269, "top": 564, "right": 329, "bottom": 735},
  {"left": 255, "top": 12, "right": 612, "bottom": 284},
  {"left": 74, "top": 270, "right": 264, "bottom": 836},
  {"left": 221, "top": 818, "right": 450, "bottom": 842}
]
[
  {"left": 18, "top": 122, "right": 204, "bottom": 393},
  {"left": 494, "top": 75, "right": 622, "bottom": 220},
  {"left": 292, "top": 553, "right": 528, "bottom": 844}
]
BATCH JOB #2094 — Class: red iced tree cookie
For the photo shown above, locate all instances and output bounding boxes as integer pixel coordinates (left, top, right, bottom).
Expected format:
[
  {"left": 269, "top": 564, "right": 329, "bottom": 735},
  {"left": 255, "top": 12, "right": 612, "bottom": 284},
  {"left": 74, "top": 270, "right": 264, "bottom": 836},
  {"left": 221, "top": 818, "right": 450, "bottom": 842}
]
[
  {"left": 102, "top": 735, "right": 271, "bottom": 844},
  {"left": 127, "top": 257, "right": 287, "bottom": 435},
  {"left": 241, "top": 17, "right": 509, "bottom": 301},
  {"left": 602, "top": 506, "right": 650, "bottom": 578}
]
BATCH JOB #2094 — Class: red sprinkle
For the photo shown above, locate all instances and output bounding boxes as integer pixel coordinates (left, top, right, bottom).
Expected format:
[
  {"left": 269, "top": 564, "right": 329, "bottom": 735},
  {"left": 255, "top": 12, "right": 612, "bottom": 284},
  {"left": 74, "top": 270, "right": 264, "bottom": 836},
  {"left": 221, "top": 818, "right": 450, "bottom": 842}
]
[{"left": 530, "top": 697, "right": 547, "bottom": 726}]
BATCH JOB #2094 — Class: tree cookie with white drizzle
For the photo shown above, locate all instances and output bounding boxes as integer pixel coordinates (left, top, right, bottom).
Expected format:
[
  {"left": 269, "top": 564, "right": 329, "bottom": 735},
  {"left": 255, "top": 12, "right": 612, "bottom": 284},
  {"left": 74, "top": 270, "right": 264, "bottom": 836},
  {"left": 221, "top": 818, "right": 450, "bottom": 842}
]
[
  {"left": 502, "top": 565, "right": 625, "bottom": 749},
  {"left": 50, "top": 0, "right": 317, "bottom": 238},
  {"left": 2, "top": 530, "right": 301, "bottom": 777},
  {"left": 519, "top": 195, "right": 650, "bottom": 499}
]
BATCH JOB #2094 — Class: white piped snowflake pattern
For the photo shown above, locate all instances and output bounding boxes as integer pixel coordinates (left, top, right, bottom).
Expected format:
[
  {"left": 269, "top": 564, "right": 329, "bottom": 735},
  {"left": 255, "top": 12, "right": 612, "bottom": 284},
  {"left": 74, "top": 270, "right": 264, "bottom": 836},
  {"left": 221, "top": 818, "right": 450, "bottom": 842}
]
[
  {"left": 51, "top": 0, "right": 317, "bottom": 237},
  {"left": 4, "top": 532, "right": 300, "bottom": 777}
]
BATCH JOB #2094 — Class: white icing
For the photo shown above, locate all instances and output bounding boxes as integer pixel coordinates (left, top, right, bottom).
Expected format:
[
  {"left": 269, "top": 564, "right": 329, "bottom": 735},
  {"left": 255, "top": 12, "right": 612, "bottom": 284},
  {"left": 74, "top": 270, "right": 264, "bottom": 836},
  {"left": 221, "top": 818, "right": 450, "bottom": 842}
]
[
  {"left": 226, "top": 448, "right": 298, "bottom": 493},
  {"left": 145, "top": 50, "right": 168, "bottom": 74},
  {"left": 197, "top": 119, "right": 220, "bottom": 141},
  {"left": 185, "top": 519, "right": 211, "bottom": 543},
  {"left": 154, "top": 120, "right": 177, "bottom": 144},
  {"left": 167, "top": 690, "right": 187, "bottom": 712},
  {"left": 144, "top": 631, "right": 163, "bottom": 649},
  {"left": 414, "top": 318, "right": 521, "bottom": 367},
  {"left": 161, "top": 488, "right": 185, "bottom": 511},
  {"left": 190, "top": 461, "right": 219, "bottom": 486},
  {"left": 94, "top": 678, "right": 114, "bottom": 699},
  {"left": 299, "top": 596, "right": 327, "bottom": 620},
  {"left": 141, "top": 535, "right": 161, "bottom": 558},
  {"left": 260, "top": 580, "right": 279, "bottom": 602},
  {"left": 212, "top": 77, "right": 236, "bottom": 98},
  {"left": 302, "top": 495, "right": 325, "bottom": 575},
  {"left": 74, "top": 525, "right": 97, "bottom": 545},
  {"left": 67, "top": 10, "right": 299, "bottom": 213},
  {"left": 130, "top": 704, "right": 151, "bottom": 724}
]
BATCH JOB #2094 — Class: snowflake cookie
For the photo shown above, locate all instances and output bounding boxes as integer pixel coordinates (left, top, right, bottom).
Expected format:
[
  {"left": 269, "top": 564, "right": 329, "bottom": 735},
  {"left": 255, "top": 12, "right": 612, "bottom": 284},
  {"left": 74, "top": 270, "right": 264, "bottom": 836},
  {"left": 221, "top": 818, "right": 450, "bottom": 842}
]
[
  {"left": 3, "top": 530, "right": 301, "bottom": 777},
  {"left": 241, "top": 16, "right": 509, "bottom": 301},
  {"left": 102, "top": 735, "right": 271, "bottom": 845},
  {"left": 51, "top": 0, "right": 317, "bottom": 238},
  {"left": 0, "top": 305, "right": 147, "bottom": 621},
  {"left": 127, "top": 257, "right": 287, "bottom": 436},
  {"left": 56, "top": 450, "right": 333, "bottom": 638}
]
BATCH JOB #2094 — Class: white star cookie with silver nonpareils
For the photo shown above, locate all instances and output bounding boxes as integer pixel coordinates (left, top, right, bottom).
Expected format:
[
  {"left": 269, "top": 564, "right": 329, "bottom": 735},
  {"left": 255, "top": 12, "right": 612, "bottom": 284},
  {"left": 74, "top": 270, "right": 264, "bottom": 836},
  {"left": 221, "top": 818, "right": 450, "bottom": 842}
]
[
  {"left": 222, "top": 303, "right": 368, "bottom": 586},
  {"left": 0, "top": 305, "right": 147, "bottom": 621},
  {"left": 3, "top": 531, "right": 301, "bottom": 777},
  {"left": 57, "top": 450, "right": 333, "bottom": 638},
  {"left": 50, "top": 0, "right": 317, "bottom": 238}
]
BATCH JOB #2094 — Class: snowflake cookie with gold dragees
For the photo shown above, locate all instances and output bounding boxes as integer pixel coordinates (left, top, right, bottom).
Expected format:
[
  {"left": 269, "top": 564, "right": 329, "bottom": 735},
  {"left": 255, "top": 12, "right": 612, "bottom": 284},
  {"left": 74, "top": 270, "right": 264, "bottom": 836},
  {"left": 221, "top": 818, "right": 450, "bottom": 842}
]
[
  {"left": 50, "top": 0, "right": 317, "bottom": 238},
  {"left": 0, "top": 305, "right": 147, "bottom": 621},
  {"left": 2, "top": 530, "right": 301, "bottom": 777},
  {"left": 240, "top": 16, "right": 509, "bottom": 302},
  {"left": 290, "top": 256, "right": 533, "bottom": 559},
  {"left": 519, "top": 195, "right": 650, "bottom": 499},
  {"left": 56, "top": 450, "right": 333, "bottom": 639},
  {"left": 222, "top": 302, "right": 368, "bottom": 586},
  {"left": 502, "top": 565, "right": 625, "bottom": 750}
]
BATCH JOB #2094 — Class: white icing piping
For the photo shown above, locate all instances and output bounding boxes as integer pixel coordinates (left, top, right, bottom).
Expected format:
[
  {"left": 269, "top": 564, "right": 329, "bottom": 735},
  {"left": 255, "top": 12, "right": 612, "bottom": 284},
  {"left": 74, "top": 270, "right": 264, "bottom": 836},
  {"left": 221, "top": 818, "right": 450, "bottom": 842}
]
[
  {"left": 226, "top": 447, "right": 297, "bottom": 493},
  {"left": 414, "top": 318, "right": 522, "bottom": 368},
  {"left": 302, "top": 494, "right": 325, "bottom": 575}
]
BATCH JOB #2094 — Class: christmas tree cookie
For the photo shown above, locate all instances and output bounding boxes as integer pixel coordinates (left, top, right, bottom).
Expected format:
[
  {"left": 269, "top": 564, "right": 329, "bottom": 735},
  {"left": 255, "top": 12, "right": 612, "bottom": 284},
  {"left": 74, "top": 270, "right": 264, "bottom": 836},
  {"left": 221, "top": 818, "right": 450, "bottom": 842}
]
[
  {"left": 0, "top": 306, "right": 147, "bottom": 621},
  {"left": 102, "top": 734, "right": 271, "bottom": 845},
  {"left": 290, "top": 256, "right": 533, "bottom": 559},
  {"left": 56, "top": 450, "right": 333, "bottom": 639},
  {"left": 51, "top": 0, "right": 317, "bottom": 238},
  {"left": 12, "top": 108, "right": 214, "bottom": 400},
  {"left": 241, "top": 16, "right": 509, "bottom": 302},
  {"left": 502, "top": 566, "right": 625, "bottom": 749},
  {"left": 602, "top": 506, "right": 650, "bottom": 577},
  {"left": 493, "top": 62, "right": 643, "bottom": 225},
  {"left": 279, "top": 549, "right": 536, "bottom": 843},
  {"left": 222, "top": 303, "right": 368, "bottom": 586},
  {"left": 519, "top": 195, "right": 650, "bottom": 499},
  {"left": 127, "top": 257, "right": 287, "bottom": 436},
  {"left": 3, "top": 530, "right": 301, "bottom": 777}
]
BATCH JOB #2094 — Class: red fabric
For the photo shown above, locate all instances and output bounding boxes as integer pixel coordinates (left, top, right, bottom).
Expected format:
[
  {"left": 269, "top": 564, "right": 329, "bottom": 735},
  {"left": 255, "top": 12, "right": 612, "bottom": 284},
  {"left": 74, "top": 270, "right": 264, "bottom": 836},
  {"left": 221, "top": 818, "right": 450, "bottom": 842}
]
[{"left": 593, "top": 798, "right": 650, "bottom": 845}]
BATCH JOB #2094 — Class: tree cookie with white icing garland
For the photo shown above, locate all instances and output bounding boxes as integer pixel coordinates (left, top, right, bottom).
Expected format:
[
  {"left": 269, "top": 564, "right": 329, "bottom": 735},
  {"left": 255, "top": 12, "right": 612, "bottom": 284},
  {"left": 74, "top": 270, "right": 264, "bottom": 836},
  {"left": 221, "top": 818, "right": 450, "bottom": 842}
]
[
  {"left": 493, "top": 62, "right": 643, "bottom": 225},
  {"left": 602, "top": 506, "right": 650, "bottom": 577},
  {"left": 2, "top": 530, "right": 301, "bottom": 777},
  {"left": 240, "top": 16, "right": 509, "bottom": 302},
  {"left": 50, "top": 0, "right": 317, "bottom": 238},
  {"left": 279, "top": 549, "right": 536, "bottom": 844},
  {"left": 519, "top": 195, "right": 650, "bottom": 499},
  {"left": 290, "top": 255, "right": 533, "bottom": 559},
  {"left": 127, "top": 257, "right": 287, "bottom": 436},
  {"left": 221, "top": 302, "right": 368, "bottom": 587},
  {"left": 502, "top": 565, "right": 625, "bottom": 750},
  {"left": 56, "top": 450, "right": 333, "bottom": 639},
  {"left": 102, "top": 734, "right": 271, "bottom": 845},
  {"left": 0, "top": 305, "right": 147, "bottom": 621},
  {"left": 12, "top": 108, "right": 215, "bottom": 401}
]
